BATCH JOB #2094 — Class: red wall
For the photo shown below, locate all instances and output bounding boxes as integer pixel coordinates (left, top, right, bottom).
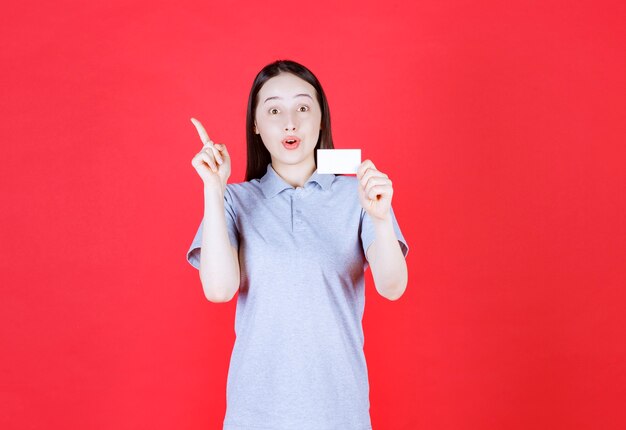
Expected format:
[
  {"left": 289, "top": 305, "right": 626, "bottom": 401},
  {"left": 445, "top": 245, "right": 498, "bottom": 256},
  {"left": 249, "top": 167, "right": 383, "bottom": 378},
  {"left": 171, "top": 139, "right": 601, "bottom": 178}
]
[{"left": 2, "top": 1, "right": 624, "bottom": 429}]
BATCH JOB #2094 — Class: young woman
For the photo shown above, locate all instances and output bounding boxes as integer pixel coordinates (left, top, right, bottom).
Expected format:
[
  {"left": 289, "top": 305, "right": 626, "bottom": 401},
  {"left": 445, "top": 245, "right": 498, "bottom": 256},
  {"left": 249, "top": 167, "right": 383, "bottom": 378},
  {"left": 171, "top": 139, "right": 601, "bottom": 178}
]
[{"left": 187, "top": 60, "right": 409, "bottom": 430}]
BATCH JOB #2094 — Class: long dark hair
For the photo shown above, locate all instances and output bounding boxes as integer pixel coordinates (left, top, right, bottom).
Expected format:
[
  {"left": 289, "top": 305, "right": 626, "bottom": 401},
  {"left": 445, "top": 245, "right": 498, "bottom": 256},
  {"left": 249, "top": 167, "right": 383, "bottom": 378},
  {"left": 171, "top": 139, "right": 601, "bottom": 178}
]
[{"left": 245, "top": 60, "right": 334, "bottom": 181}]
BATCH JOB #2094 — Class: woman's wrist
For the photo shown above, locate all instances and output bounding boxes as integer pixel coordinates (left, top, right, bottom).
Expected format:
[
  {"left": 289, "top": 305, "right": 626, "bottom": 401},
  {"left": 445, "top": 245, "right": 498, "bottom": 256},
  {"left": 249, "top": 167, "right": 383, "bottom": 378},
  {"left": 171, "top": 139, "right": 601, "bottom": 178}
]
[
  {"left": 204, "top": 183, "right": 225, "bottom": 201},
  {"left": 370, "top": 209, "right": 392, "bottom": 227}
]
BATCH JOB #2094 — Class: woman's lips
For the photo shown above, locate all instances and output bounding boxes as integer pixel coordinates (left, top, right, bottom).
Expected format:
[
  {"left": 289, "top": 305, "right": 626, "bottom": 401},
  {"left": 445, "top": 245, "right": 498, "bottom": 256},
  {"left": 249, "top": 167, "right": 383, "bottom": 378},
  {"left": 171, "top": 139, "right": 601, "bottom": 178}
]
[{"left": 282, "top": 136, "right": 301, "bottom": 150}]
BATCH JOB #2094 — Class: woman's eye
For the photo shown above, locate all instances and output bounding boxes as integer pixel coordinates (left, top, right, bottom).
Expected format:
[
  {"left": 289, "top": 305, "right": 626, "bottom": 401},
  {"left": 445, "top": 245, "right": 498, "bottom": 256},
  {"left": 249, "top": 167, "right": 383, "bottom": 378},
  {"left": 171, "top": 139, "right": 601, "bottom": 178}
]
[
  {"left": 269, "top": 108, "right": 279, "bottom": 114},
  {"left": 298, "top": 105, "right": 309, "bottom": 112}
]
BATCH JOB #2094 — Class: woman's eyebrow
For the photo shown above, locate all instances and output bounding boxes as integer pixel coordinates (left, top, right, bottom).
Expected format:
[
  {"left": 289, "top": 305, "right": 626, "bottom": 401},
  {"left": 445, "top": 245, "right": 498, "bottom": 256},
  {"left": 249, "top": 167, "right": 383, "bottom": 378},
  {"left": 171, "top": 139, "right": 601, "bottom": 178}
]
[{"left": 264, "top": 93, "right": 313, "bottom": 104}]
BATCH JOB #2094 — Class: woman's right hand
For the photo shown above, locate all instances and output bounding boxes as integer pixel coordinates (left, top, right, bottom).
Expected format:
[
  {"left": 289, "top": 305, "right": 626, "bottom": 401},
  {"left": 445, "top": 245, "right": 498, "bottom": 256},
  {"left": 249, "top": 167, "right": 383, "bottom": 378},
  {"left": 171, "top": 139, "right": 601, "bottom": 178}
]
[{"left": 190, "top": 117, "right": 231, "bottom": 192}]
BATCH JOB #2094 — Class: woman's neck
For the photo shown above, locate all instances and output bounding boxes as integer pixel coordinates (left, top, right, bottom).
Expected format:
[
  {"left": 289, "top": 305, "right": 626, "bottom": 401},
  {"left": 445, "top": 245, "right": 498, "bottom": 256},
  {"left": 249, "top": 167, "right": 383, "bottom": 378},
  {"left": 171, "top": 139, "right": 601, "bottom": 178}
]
[{"left": 271, "top": 159, "right": 316, "bottom": 188}]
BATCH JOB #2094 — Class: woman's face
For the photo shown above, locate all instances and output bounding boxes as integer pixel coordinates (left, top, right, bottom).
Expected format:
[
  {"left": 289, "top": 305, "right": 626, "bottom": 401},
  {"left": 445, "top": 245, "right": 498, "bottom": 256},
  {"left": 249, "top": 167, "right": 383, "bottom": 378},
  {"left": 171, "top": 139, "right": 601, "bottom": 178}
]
[{"left": 254, "top": 72, "right": 322, "bottom": 169}]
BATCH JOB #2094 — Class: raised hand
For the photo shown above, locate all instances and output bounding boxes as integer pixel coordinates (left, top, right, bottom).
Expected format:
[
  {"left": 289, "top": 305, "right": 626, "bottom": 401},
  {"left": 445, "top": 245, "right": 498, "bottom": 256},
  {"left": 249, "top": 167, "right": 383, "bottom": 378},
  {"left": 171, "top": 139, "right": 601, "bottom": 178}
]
[
  {"left": 190, "top": 117, "right": 231, "bottom": 192},
  {"left": 357, "top": 160, "right": 393, "bottom": 221}
]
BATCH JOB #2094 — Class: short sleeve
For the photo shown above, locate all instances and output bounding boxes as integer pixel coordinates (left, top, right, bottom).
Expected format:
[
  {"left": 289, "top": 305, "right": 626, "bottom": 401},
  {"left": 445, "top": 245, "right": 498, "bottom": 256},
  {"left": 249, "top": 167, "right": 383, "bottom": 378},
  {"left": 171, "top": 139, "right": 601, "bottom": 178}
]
[
  {"left": 186, "top": 186, "right": 239, "bottom": 270},
  {"left": 360, "top": 205, "right": 409, "bottom": 266}
]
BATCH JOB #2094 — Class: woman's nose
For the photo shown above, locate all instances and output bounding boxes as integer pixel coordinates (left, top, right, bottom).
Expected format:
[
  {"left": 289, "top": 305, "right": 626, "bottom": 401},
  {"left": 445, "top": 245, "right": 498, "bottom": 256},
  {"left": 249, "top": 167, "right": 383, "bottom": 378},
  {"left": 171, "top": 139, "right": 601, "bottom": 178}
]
[{"left": 284, "top": 113, "right": 297, "bottom": 131}]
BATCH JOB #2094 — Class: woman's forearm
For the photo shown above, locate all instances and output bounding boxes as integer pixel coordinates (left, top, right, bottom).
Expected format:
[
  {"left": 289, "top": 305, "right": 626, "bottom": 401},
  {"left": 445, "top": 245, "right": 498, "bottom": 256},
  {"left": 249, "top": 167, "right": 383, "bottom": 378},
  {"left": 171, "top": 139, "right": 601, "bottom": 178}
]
[
  {"left": 199, "top": 187, "right": 240, "bottom": 302},
  {"left": 367, "top": 215, "right": 408, "bottom": 300}
]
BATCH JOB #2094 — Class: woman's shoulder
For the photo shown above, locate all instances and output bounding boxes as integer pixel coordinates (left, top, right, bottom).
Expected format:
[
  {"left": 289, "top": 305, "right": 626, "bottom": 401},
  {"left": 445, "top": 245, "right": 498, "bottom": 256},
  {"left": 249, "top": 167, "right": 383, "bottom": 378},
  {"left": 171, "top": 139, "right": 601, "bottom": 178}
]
[
  {"left": 328, "top": 174, "right": 359, "bottom": 191},
  {"left": 224, "top": 178, "right": 264, "bottom": 200}
]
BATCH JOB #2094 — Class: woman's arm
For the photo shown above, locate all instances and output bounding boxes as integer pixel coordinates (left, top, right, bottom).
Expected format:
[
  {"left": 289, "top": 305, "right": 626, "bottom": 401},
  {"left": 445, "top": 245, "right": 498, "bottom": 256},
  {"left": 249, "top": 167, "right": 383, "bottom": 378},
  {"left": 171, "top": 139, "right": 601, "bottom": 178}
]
[
  {"left": 199, "top": 187, "right": 241, "bottom": 303},
  {"left": 365, "top": 214, "right": 408, "bottom": 301},
  {"left": 357, "top": 159, "right": 408, "bottom": 301},
  {"left": 189, "top": 118, "right": 239, "bottom": 303}
]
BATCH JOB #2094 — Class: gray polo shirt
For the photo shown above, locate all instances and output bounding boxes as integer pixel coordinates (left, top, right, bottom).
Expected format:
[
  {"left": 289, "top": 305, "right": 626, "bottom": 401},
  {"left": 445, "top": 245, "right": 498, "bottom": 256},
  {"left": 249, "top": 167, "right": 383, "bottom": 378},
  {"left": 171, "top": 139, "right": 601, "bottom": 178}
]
[{"left": 187, "top": 163, "right": 409, "bottom": 430}]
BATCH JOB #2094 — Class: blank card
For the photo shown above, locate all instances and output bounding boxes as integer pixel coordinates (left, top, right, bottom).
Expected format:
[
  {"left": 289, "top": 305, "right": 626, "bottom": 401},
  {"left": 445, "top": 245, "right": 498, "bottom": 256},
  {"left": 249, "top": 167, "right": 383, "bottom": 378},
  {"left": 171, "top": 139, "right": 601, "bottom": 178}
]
[{"left": 317, "top": 149, "right": 361, "bottom": 174}]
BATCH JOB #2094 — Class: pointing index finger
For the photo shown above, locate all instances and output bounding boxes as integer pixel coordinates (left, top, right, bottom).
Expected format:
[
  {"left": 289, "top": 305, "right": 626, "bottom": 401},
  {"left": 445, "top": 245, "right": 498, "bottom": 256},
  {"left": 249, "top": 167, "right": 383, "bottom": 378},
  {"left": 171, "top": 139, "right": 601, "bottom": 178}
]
[{"left": 190, "top": 117, "right": 214, "bottom": 148}]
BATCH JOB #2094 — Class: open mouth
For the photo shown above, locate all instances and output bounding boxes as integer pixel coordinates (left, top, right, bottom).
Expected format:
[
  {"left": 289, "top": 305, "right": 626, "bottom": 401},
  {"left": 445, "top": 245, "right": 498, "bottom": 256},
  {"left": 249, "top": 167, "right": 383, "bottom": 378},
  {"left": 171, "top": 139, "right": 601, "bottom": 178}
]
[{"left": 282, "top": 136, "right": 301, "bottom": 149}]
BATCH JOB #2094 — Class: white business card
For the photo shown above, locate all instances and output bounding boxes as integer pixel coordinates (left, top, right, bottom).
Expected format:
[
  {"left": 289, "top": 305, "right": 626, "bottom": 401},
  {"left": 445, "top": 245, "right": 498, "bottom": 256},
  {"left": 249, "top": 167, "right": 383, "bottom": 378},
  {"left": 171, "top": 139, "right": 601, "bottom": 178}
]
[{"left": 317, "top": 149, "right": 361, "bottom": 174}]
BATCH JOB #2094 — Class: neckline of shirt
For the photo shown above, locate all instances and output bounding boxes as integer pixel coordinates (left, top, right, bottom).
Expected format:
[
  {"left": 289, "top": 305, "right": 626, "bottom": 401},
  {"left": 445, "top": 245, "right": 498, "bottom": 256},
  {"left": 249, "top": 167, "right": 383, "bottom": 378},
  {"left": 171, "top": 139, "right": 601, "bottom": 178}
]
[{"left": 260, "top": 163, "right": 335, "bottom": 199}]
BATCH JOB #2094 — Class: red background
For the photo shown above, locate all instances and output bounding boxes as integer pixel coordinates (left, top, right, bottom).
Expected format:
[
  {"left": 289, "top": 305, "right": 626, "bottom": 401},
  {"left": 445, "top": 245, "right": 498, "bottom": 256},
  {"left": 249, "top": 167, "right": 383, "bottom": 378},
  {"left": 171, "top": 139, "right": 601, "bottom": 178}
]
[{"left": 1, "top": 1, "right": 625, "bottom": 429}]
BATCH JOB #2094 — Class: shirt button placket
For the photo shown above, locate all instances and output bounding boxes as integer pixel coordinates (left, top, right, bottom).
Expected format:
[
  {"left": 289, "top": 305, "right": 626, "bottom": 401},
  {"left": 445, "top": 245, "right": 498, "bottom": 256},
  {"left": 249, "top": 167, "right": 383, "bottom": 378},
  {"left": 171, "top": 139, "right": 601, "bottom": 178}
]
[
  {"left": 294, "top": 187, "right": 303, "bottom": 231},
  {"left": 290, "top": 194, "right": 294, "bottom": 232}
]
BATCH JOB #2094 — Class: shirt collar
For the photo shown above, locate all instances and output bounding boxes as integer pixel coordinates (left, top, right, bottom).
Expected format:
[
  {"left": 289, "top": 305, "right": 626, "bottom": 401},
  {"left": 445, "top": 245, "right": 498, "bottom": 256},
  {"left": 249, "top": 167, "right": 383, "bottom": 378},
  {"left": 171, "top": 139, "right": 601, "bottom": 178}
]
[{"left": 260, "top": 163, "right": 335, "bottom": 199}]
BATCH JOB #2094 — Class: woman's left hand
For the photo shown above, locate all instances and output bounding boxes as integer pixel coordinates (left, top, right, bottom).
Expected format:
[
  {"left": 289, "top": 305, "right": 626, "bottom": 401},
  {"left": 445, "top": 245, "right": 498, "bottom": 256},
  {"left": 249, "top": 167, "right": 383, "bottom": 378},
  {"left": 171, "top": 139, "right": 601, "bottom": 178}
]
[{"left": 357, "top": 160, "right": 393, "bottom": 221}]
